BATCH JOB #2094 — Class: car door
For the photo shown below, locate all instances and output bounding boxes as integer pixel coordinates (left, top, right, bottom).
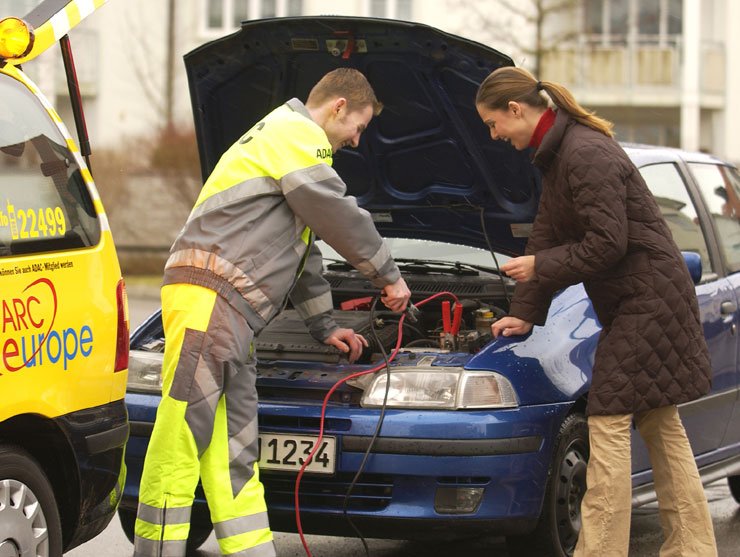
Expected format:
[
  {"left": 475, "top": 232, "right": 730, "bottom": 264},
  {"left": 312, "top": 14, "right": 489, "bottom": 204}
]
[
  {"left": 685, "top": 161, "right": 740, "bottom": 448},
  {"left": 630, "top": 161, "right": 737, "bottom": 473}
]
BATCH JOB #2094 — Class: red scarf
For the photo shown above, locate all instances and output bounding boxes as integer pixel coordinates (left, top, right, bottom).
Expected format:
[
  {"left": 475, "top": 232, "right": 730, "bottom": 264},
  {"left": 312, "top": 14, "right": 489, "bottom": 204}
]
[{"left": 528, "top": 108, "right": 556, "bottom": 149}]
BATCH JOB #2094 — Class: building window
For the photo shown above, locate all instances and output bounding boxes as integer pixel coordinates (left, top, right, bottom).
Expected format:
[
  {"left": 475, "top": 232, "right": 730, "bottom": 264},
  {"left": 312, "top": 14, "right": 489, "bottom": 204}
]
[
  {"left": 367, "top": 0, "right": 413, "bottom": 20},
  {"left": 370, "top": 0, "right": 386, "bottom": 17},
  {"left": 397, "top": 0, "right": 412, "bottom": 20},
  {"left": 287, "top": 0, "right": 303, "bottom": 16},
  {"left": 233, "top": 0, "right": 249, "bottom": 26},
  {"left": 207, "top": 0, "right": 223, "bottom": 29},
  {"left": 583, "top": 0, "right": 682, "bottom": 45},
  {"left": 262, "top": 0, "right": 276, "bottom": 18},
  {"left": 202, "top": 0, "right": 303, "bottom": 35}
]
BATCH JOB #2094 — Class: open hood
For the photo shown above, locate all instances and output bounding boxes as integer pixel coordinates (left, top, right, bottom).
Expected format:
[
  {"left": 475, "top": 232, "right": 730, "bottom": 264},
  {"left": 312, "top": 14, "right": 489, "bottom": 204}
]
[{"left": 184, "top": 17, "right": 540, "bottom": 254}]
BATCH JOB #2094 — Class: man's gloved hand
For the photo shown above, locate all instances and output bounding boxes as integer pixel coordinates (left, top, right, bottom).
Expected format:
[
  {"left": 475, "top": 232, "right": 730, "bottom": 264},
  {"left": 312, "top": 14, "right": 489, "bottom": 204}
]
[
  {"left": 323, "top": 328, "right": 369, "bottom": 363},
  {"left": 381, "top": 276, "right": 411, "bottom": 313}
]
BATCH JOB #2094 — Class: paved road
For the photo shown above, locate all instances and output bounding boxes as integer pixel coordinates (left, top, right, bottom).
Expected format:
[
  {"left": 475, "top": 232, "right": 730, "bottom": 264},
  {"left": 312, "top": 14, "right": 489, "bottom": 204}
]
[
  {"left": 66, "top": 480, "right": 739, "bottom": 556},
  {"left": 64, "top": 286, "right": 740, "bottom": 556}
]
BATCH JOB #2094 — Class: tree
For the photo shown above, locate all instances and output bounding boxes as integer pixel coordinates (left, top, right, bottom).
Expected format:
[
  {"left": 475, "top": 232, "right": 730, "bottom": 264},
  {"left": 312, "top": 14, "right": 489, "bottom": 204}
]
[{"left": 452, "top": 0, "right": 580, "bottom": 77}]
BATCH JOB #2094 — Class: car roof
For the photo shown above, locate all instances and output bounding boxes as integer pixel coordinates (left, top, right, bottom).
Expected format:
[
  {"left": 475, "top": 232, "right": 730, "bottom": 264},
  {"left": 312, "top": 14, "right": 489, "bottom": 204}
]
[{"left": 621, "top": 142, "right": 732, "bottom": 168}]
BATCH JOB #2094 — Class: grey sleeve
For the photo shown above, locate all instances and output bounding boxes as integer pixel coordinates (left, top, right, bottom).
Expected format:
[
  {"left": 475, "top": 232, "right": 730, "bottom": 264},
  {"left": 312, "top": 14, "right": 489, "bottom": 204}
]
[
  {"left": 280, "top": 164, "right": 401, "bottom": 288},
  {"left": 289, "top": 243, "right": 339, "bottom": 342}
]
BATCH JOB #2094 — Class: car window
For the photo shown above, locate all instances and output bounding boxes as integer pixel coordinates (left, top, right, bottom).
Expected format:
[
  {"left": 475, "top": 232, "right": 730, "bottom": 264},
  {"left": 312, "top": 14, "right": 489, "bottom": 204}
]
[
  {"left": 0, "top": 74, "right": 100, "bottom": 257},
  {"left": 639, "top": 162, "right": 711, "bottom": 273},
  {"left": 689, "top": 162, "right": 740, "bottom": 273}
]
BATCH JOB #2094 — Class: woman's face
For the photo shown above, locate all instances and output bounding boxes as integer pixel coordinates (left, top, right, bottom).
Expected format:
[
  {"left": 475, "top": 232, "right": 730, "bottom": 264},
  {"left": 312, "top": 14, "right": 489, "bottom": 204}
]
[{"left": 476, "top": 102, "right": 534, "bottom": 151}]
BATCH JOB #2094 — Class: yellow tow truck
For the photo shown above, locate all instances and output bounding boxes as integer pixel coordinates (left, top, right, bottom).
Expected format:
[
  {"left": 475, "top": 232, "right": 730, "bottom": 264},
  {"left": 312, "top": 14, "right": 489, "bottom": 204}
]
[{"left": 0, "top": 1, "right": 129, "bottom": 554}]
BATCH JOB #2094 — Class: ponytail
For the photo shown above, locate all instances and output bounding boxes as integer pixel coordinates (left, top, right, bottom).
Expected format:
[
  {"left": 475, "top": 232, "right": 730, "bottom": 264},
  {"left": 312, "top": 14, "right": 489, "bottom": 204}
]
[{"left": 476, "top": 67, "right": 614, "bottom": 138}]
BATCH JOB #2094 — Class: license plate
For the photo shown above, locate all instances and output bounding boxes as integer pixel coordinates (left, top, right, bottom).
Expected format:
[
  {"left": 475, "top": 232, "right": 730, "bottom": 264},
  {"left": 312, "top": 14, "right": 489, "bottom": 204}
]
[{"left": 258, "top": 433, "right": 336, "bottom": 474}]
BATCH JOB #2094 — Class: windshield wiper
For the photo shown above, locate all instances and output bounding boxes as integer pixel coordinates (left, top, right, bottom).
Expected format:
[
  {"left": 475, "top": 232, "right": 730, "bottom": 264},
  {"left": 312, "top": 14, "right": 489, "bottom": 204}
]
[
  {"left": 393, "top": 258, "right": 491, "bottom": 276},
  {"left": 326, "top": 257, "right": 505, "bottom": 277}
]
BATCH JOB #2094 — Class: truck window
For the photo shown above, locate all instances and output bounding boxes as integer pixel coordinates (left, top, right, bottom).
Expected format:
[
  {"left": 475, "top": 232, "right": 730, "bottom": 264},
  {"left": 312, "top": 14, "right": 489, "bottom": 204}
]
[
  {"left": 0, "top": 73, "right": 100, "bottom": 257},
  {"left": 639, "top": 162, "right": 711, "bottom": 273},
  {"left": 689, "top": 162, "right": 740, "bottom": 274}
]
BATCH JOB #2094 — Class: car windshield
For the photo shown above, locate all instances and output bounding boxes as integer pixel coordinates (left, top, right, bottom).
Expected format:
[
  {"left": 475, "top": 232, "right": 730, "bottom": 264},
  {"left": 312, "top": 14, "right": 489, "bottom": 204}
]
[{"left": 317, "top": 238, "right": 510, "bottom": 272}]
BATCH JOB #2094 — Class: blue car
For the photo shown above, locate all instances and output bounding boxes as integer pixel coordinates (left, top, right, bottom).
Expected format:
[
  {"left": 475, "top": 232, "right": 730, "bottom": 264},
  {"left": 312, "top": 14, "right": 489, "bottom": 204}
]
[{"left": 119, "top": 16, "right": 740, "bottom": 556}]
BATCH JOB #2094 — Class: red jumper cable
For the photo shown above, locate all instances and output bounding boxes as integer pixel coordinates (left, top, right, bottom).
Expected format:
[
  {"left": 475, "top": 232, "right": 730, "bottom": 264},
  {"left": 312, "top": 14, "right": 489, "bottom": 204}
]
[{"left": 293, "top": 291, "right": 460, "bottom": 557}]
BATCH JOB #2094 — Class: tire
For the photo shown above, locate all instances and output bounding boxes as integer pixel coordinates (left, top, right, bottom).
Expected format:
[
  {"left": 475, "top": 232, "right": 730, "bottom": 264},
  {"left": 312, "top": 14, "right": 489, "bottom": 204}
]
[
  {"left": 118, "top": 507, "right": 213, "bottom": 552},
  {"left": 728, "top": 475, "right": 740, "bottom": 504},
  {"left": 0, "top": 444, "right": 63, "bottom": 557},
  {"left": 506, "top": 413, "right": 589, "bottom": 557}
]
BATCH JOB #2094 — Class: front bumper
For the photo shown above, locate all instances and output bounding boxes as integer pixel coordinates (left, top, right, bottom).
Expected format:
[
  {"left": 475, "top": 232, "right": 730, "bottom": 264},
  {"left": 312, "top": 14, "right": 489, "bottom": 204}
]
[{"left": 123, "top": 392, "right": 571, "bottom": 539}]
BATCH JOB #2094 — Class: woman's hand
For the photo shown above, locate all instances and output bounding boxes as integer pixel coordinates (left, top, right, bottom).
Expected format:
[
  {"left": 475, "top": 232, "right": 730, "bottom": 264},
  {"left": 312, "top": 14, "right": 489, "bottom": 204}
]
[
  {"left": 501, "top": 255, "right": 536, "bottom": 282},
  {"left": 491, "top": 316, "right": 533, "bottom": 338}
]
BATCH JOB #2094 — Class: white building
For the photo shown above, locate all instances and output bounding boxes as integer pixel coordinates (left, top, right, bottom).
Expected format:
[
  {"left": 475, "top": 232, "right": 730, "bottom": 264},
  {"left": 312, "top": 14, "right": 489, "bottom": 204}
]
[{"left": 6, "top": 0, "right": 739, "bottom": 164}]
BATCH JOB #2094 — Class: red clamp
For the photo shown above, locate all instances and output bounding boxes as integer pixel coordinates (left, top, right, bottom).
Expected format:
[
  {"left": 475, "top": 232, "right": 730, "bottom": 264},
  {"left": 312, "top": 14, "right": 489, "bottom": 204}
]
[
  {"left": 451, "top": 303, "right": 463, "bottom": 335},
  {"left": 340, "top": 296, "right": 373, "bottom": 311},
  {"left": 442, "top": 301, "right": 451, "bottom": 333}
]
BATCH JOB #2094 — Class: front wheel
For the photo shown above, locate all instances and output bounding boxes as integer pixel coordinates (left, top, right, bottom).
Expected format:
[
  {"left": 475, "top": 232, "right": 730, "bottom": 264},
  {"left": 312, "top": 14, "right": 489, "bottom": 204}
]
[
  {"left": 506, "top": 413, "right": 589, "bottom": 557},
  {"left": 0, "top": 445, "right": 63, "bottom": 557},
  {"left": 118, "top": 507, "right": 213, "bottom": 552}
]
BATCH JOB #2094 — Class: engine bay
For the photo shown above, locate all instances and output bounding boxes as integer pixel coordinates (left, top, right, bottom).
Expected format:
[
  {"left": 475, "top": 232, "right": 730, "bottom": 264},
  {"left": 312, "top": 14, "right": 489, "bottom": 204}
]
[
  {"left": 132, "top": 261, "right": 513, "bottom": 363},
  {"left": 256, "top": 265, "right": 512, "bottom": 364}
]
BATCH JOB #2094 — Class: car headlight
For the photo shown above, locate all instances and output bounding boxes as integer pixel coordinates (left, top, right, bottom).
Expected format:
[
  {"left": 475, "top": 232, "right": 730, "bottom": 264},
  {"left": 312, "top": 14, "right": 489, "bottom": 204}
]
[
  {"left": 360, "top": 367, "right": 518, "bottom": 409},
  {"left": 127, "top": 349, "right": 163, "bottom": 394}
]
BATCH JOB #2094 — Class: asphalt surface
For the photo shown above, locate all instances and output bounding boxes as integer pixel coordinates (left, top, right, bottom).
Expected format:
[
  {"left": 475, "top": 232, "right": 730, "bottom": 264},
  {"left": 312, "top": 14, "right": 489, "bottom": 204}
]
[{"left": 64, "top": 285, "right": 740, "bottom": 556}]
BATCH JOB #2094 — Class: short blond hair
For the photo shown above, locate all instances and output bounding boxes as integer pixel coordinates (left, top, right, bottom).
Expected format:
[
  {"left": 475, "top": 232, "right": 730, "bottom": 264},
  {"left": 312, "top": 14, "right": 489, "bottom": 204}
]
[{"left": 307, "top": 68, "right": 383, "bottom": 116}]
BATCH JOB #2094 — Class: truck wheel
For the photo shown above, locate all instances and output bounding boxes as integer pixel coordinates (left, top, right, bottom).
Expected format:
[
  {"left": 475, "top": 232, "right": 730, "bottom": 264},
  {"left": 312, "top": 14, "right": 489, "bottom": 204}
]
[
  {"left": 118, "top": 507, "right": 213, "bottom": 551},
  {"left": 0, "top": 445, "right": 63, "bottom": 557},
  {"left": 506, "top": 413, "right": 589, "bottom": 557},
  {"left": 728, "top": 475, "right": 740, "bottom": 504}
]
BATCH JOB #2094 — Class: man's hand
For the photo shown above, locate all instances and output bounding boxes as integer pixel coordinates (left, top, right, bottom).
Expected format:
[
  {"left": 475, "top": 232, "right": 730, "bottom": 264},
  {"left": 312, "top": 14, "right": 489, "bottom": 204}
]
[
  {"left": 381, "top": 276, "right": 411, "bottom": 313},
  {"left": 491, "top": 316, "right": 533, "bottom": 338},
  {"left": 323, "top": 328, "right": 369, "bottom": 363},
  {"left": 501, "top": 255, "right": 536, "bottom": 282}
]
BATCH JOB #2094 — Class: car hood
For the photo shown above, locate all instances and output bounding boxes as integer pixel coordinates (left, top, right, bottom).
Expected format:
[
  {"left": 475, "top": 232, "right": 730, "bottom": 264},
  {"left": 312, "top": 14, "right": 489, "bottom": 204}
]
[{"left": 184, "top": 16, "right": 540, "bottom": 254}]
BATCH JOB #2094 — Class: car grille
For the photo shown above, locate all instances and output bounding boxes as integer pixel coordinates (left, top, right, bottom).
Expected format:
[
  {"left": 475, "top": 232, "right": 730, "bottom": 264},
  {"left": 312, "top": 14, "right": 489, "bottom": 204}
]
[{"left": 263, "top": 472, "right": 393, "bottom": 511}]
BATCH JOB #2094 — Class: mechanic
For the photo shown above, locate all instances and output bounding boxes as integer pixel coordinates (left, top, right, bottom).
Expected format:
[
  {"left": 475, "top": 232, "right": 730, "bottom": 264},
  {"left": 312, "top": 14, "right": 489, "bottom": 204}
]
[
  {"left": 476, "top": 66, "right": 717, "bottom": 556},
  {"left": 133, "top": 68, "right": 411, "bottom": 557}
]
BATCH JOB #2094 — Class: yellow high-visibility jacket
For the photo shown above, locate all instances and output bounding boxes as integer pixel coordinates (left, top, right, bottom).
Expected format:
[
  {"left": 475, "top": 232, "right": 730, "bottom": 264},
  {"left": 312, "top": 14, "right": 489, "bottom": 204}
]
[{"left": 164, "top": 98, "right": 399, "bottom": 340}]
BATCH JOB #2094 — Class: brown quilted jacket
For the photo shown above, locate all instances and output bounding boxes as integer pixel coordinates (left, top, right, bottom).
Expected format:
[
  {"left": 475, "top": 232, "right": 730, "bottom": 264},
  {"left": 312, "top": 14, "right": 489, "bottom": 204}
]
[{"left": 509, "top": 110, "right": 712, "bottom": 415}]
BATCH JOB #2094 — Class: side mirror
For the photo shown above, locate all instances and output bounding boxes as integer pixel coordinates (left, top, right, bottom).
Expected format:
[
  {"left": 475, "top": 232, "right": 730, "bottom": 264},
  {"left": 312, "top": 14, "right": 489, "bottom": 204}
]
[{"left": 682, "top": 251, "right": 702, "bottom": 285}]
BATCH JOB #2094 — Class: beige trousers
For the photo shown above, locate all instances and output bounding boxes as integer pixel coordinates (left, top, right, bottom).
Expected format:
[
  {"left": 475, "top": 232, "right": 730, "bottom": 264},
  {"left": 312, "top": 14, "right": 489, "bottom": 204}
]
[{"left": 574, "top": 405, "right": 717, "bottom": 557}]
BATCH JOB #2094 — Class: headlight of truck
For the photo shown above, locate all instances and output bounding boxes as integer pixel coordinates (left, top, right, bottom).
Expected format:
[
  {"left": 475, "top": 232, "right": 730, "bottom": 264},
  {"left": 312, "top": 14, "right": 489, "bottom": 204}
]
[
  {"left": 360, "top": 368, "right": 518, "bottom": 409},
  {"left": 127, "top": 349, "right": 164, "bottom": 394}
]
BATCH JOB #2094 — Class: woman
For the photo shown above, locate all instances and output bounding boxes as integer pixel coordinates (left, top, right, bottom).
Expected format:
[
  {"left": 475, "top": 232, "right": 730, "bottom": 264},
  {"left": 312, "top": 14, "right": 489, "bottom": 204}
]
[{"left": 476, "top": 66, "right": 717, "bottom": 556}]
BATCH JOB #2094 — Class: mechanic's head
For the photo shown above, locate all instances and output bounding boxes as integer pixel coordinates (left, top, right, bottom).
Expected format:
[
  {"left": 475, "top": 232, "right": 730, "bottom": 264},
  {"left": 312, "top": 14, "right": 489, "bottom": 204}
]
[
  {"left": 306, "top": 68, "right": 383, "bottom": 153},
  {"left": 475, "top": 66, "right": 613, "bottom": 150}
]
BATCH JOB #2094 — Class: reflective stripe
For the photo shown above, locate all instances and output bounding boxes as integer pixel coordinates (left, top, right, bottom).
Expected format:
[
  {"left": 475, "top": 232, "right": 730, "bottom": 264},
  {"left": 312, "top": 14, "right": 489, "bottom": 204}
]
[
  {"left": 228, "top": 417, "right": 258, "bottom": 463},
  {"left": 223, "top": 539, "right": 276, "bottom": 557},
  {"left": 166, "top": 249, "right": 273, "bottom": 320},
  {"left": 280, "top": 164, "right": 337, "bottom": 195},
  {"left": 137, "top": 502, "right": 192, "bottom": 526},
  {"left": 294, "top": 290, "right": 333, "bottom": 319},
  {"left": 133, "top": 536, "right": 187, "bottom": 557},
  {"left": 190, "top": 176, "right": 279, "bottom": 220},
  {"left": 214, "top": 512, "right": 270, "bottom": 540},
  {"left": 354, "top": 240, "right": 393, "bottom": 277}
]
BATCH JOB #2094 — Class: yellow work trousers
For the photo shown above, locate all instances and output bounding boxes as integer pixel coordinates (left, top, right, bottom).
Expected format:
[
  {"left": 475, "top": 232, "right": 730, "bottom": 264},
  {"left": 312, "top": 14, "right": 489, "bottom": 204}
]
[
  {"left": 574, "top": 406, "right": 717, "bottom": 557},
  {"left": 134, "top": 284, "right": 275, "bottom": 557}
]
